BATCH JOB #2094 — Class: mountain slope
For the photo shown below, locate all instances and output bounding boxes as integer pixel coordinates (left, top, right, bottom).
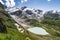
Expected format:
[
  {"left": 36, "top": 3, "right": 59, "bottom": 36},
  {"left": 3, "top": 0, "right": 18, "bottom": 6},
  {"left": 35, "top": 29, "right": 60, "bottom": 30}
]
[
  {"left": 0, "top": 3, "right": 36, "bottom": 40},
  {"left": 9, "top": 7, "right": 60, "bottom": 40}
]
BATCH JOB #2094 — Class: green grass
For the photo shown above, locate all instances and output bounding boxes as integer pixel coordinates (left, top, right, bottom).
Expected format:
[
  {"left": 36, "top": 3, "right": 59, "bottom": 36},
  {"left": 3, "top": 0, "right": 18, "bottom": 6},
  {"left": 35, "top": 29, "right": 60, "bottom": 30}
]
[
  {"left": 0, "top": 5, "right": 60, "bottom": 40},
  {"left": 25, "top": 19, "right": 42, "bottom": 27},
  {"left": 0, "top": 28, "right": 36, "bottom": 40},
  {"left": 0, "top": 7, "right": 36, "bottom": 40},
  {"left": 25, "top": 18, "right": 60, "bottom": 40},
  {"left": 0, "top": 8, "right": 17, "bottom": 29}
]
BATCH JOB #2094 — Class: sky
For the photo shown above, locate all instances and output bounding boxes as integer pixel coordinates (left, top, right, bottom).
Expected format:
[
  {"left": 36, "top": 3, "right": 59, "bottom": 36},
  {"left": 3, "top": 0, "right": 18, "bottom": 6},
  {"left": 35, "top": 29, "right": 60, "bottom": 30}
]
[{"left": 0, "top": 0, "right": 60, "bottom": 11}]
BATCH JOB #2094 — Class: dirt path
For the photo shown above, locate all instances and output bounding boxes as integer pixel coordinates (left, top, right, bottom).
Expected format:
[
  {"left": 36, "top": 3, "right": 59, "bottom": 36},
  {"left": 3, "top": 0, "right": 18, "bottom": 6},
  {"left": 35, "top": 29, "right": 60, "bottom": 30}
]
[{"left": 9, "top": 13, "right": 32, "bottom": 29}]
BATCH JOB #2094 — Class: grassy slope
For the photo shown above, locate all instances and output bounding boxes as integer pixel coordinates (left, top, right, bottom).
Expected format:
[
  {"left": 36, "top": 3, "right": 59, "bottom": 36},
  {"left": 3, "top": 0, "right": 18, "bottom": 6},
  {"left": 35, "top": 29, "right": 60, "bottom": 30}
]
[
  {"left": 0, "top": 6, "right": 60, "bottom": 40},
  {"left": 25, "top": 18, "right": 60, "bottom": 40},
  {"left": 0, "top": 7, "right": 36, "bottom": 40},
  {"left": 0, "top": 28, "right": 36, "bottom": 40}
]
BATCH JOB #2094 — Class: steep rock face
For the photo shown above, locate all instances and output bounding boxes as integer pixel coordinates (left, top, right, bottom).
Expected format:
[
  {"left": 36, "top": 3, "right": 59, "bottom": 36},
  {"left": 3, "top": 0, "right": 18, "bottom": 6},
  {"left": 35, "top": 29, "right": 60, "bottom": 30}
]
[
  {"left": 0, "top": 2, "right": 4, "bottom": 8},
  {"left": 0, "top": 2, "right": 7, "bottom": 9},
  {"left": 21, "top": 6, "right": 27, "bottom": 10},
  {"left": 25, "top": 10, "right": 33, "bottom": 15},
  {"left": 0, "top": 3, "right": 7, "bottom": 33},
  {"left": 0, "top": 18, "right": 7, "bottom": 33}
]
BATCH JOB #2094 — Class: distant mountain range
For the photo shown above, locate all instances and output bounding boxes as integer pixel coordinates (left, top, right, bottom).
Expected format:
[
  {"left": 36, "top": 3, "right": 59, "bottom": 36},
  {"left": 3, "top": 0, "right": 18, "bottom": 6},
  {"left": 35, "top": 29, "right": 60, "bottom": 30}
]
[
  {"left": 44, "top": 10, "right": 60, "bottom": 20},
  {"left": 7, "top": 6, "right": 44, "bottom": 21},
  {"left": 7, "top": 6, "right": 60, "bottom": 22}
]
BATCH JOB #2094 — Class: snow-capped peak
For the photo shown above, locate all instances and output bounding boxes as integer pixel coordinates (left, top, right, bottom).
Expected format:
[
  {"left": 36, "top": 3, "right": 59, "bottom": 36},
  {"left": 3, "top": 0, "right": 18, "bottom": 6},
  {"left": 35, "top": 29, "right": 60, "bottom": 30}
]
[{"left": 23, "top": 8, "right": 34, "bottom": 11}]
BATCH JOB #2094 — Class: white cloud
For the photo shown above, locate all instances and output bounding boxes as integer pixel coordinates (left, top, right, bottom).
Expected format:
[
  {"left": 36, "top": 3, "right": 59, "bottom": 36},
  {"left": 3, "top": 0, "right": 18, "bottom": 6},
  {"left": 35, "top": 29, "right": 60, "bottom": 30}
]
[
  {"left": 0, "top": 0, "right": 4, "bottom": 4},
  {"left": 21, "top": 0, "right": 24, "bottom": 3},
  {"left": 5, "top": 0, "right": 15, "bottom": 7},
  {"left": 47, "top": 0, "right": 51, "bottom": 2},
  {"left": 24, "top": 0, "right": 28, "bottom": 2},
  {"left": 10, "top": 0, "right": 15, "bottom": 7},
  {"left": 5, "top": 0, "right": 10, "bottom": 7},
  {"left": 21, "top": 0, "right": 28, "bottom": 3}
]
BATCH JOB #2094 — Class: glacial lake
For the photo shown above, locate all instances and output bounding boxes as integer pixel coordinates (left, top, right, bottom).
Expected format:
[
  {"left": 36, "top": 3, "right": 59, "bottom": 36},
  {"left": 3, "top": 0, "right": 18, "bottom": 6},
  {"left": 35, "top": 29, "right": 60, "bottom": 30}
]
[{"left": 27, "top": 27, "right": 49, "bottom": 35}]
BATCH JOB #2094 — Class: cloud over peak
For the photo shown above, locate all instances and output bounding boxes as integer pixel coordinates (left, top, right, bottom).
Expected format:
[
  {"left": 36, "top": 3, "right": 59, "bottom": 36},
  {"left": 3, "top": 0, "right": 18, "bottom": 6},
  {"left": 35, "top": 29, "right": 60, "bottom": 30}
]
[
  {"left": 0, "top": 0, "right": 4, "bottom": 4},
  {"left": 0, "top": 0, "right": 15, "bottom": 7},
  {"left": 5, "top": 0, "right": 15, "bottom": 7}
]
